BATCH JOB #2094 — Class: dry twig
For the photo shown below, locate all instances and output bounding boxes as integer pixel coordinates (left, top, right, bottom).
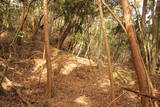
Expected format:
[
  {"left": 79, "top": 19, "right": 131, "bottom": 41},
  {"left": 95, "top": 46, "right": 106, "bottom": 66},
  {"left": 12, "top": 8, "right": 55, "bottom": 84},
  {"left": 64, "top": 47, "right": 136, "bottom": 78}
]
[{"left": 122, "top": 87, "right": 160, "bottom": 101}]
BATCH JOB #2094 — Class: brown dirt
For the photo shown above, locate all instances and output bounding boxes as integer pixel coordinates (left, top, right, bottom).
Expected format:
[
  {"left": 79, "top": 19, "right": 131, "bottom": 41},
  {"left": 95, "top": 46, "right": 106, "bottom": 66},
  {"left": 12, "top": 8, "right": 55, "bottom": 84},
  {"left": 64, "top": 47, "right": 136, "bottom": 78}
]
[{"left": 0, "top": 41, "right": 159, "bottom": 107}]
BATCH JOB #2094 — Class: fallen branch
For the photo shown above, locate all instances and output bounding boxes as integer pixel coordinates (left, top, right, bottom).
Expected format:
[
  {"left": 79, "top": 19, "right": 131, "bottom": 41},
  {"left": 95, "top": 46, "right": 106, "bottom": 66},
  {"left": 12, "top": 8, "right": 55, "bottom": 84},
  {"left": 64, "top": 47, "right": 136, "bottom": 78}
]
[
  {"left": 0, "top": 75, "right": 32, "bottom": 107},
  {"left": 122, "top": 87, "right": 160, "bottom": 101},
  {"left": 107, "top": 92, "right": 126, "bottom": 107}
]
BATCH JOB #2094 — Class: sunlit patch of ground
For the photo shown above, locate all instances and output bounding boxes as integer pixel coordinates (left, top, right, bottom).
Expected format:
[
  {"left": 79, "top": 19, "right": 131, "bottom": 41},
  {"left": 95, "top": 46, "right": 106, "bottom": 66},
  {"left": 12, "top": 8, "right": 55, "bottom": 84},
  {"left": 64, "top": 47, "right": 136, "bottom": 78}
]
[
  {"left": 1, "top": 42, "right": 158, "bottom": 107},
  {"left": 74, "top": 95, "right": 92, "bottom": 107}
]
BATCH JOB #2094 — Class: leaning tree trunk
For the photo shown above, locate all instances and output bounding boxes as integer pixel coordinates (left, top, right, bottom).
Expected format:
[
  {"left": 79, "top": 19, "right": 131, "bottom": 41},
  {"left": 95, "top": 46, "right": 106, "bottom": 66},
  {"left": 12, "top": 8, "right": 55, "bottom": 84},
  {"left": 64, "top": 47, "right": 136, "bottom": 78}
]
[
  {"left": 97, "top": 0, "right": 115, "bottom": 107},
  {"left": 57, "top": 23, "right": 72, "bottom": 49},
  {"left": 16, "top": 0, "right": 34, "bottom": 45},
  {"left": 43, "top": 0, "right": 53, "bottom": 98},
  {"left": 120, "top": 0, "right": 154, "bottom": 107},
  {"left": 16, "top": 5, "right": 26, "bottom": 45}
]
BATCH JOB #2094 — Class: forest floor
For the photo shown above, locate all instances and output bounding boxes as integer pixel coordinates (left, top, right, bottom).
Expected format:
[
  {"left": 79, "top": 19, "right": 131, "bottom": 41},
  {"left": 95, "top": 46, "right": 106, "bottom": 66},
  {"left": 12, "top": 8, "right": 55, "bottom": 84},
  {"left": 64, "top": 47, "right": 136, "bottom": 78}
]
[{"left": 0, "top": 41, "right": 160, "bottom": 107}]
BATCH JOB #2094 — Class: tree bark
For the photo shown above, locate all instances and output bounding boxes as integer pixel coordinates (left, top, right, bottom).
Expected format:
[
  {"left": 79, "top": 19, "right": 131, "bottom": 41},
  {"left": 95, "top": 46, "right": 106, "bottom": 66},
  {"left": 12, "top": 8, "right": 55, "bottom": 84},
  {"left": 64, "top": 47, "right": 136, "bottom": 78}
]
[
  {"left": 141, "top": 0, "right": 147, "bottom": 37},
  {"left": 120, "top": 0, "right": 153, "bottom": 106},
  {"left": 97, "top": 0, "right": 115, "bottom": 107},
  {"left": 152, "top": 0, "right": 160, "bottom": 73},
  {"left": 57, "top": 23, "right": 72, "bottom": 49},
  {"left": 43, "top": 0, "right": 53, "bottom": 98},
  {"left": 16, "top": 0, "right": 36, "bottom": 45},
  {"left": 139, "top": 0, "right": 147, "bottom": 66}
]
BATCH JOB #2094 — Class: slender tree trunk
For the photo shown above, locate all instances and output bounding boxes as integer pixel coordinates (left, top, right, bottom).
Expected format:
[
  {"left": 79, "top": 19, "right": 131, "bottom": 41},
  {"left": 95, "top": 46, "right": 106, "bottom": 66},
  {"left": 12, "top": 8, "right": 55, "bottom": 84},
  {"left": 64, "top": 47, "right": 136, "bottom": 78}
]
[
  {"left": 97, "top": 0, "right": 115, "bottom": 107},
  {"left": 121, "top": 0, "right": 153, "bottom": 106},
  {"left": 57, "top": 23, "right": 72, "bottom": 49},
  {"left": 141, "top": 0, "right": 147, "bottom": 38},
  {"left": 16, "top": 0, "right": 36, "bottom": 45},
  {"left": 157, "top": 0, "right": 160, "bottom": 57},
  {"left": 152, "top": 0, "right": 160, "bottom": 73},
  {"left": 132, "top": 0, "right": 149, "bottom": 72},
  {"left": 32, "top": 15, "right": 44, "bottom": 41},
  {"left": 16, "top": 6, "right": 27, "bottom": 45},
  {"left": 43, "top": 0, "right": 53, "bottom": 98},
  {"left": 31, "top": 13, "right": 35, "bottom": 30},
  {"left": 150, "top": 1, "right": 160, "bottom": 106},
  {"left": 19, "top": 7, "right": 25, "bottom": 31}
]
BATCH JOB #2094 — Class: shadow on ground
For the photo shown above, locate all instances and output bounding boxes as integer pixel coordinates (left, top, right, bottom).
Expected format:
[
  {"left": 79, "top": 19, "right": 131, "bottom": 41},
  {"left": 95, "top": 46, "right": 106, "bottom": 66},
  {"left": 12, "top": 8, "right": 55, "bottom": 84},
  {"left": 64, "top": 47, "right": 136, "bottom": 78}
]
[{"left": 0, "top": 41, "right": 142, "bottom": 107}]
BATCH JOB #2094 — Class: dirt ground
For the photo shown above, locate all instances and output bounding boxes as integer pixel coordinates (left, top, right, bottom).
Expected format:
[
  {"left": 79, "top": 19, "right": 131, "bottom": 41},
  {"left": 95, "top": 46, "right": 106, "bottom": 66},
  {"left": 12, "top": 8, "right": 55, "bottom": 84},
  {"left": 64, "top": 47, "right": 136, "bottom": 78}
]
[{"left": 0, "top": 41, "right": 160, "bottom": 107}]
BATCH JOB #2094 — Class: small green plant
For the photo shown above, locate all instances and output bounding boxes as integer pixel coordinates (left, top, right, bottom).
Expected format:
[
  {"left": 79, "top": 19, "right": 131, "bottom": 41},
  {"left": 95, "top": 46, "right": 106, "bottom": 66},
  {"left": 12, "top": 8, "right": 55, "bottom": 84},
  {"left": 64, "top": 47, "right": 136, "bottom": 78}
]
[{"left": 8, "top": 57, "right": 16, "bottom": 63}]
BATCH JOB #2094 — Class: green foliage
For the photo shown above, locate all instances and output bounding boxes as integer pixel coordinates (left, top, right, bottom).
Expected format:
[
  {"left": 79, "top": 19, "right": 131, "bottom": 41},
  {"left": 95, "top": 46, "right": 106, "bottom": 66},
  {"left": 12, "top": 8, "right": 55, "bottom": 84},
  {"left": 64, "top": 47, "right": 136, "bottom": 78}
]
[
  {"left": 0, "top": 1, "right": 8, "bottom": 31},
  {"left": 113, "top": 70, "right": 134, "bottom": 85},
  {"left": 8, "top": 57, "right": 17, "bottom": 63},
  {"left": 17, "top": 30, "right": 28, "bottom": 38},
  {"left": 69, "top": 32, "right": 89, "bottom": 43},
  {"left": 0, "top": 0, "right": 144, "bottom": 65}
]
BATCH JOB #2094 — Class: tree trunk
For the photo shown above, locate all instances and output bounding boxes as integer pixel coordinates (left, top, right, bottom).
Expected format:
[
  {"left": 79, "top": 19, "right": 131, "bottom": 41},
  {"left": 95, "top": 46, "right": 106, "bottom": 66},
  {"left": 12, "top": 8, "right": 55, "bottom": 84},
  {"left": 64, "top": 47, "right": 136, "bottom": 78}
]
[
  {"left": 43, "top": 0, "right": 53, "bottom": 98},
  {"left": 120, "top": 0, "right": 153, "bottom": 106},
  {"left": 97, "top": 0, "right": 116, "bottom": 107},
  {"left": 16, "top": 6, "right": 27, "bottom": 45},
  {"left": 31, "top": 15, "right": 44, "bottom": 41},
  {"left": 139, "top": 0, "right": 149, "bottom": 71},
  {"left": 141, "top": 0, "right": 147, "bottom": 37},
  {"left": 57, "top": 24, "right": 72, "bottom": 49},
  {"left": 151, "top": 0, "right": 160, "bottom": 73},
  {"left": 31, "top": 13, "right": 35, "bottom": 30}
]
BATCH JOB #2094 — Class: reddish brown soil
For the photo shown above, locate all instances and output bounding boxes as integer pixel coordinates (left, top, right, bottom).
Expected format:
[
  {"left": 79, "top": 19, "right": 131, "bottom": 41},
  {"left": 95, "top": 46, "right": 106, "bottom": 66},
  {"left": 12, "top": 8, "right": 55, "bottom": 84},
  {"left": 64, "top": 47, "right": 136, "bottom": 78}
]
[{"left": 0, "top": 41, "right": 159, "bottom": 107}]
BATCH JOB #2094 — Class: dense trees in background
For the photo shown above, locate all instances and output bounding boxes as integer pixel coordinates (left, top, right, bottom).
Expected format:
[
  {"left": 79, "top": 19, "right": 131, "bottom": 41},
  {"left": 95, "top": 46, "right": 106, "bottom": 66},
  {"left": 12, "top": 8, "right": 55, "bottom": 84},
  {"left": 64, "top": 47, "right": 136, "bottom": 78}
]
[
  {"left": 137, "top": 0, "right": 160, "bottom": 74},
  {"left": 0, "top": 0, "right": 160, "bottom": 106}
]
